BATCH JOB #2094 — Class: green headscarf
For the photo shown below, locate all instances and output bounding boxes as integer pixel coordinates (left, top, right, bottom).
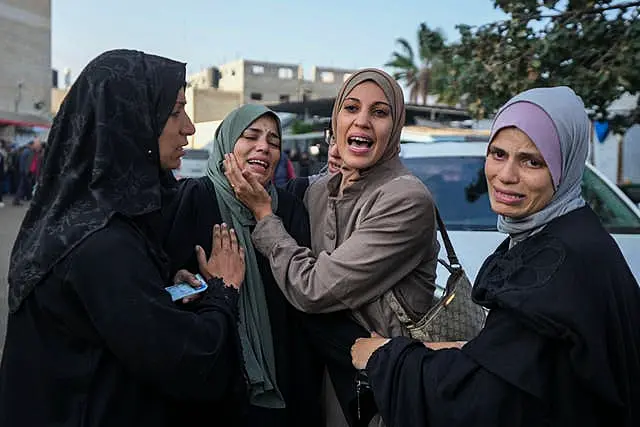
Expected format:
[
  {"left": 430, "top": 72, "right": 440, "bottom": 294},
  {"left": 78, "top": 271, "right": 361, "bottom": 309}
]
[{"left": 206, "top": 104, "right": 284, "bottom": 408}]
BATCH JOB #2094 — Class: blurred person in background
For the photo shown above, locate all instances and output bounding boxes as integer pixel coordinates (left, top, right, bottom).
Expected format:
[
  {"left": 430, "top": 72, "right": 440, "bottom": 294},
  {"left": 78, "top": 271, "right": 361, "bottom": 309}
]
[
  {"left": 273, "top": 148, "right": 296, "bottom": 187},
  {"left": 0, "top": 139, "right": 7, "bottom": 207},
  {"left": 12, "top": 139, "right": 41, "bottom": 205},
  {"left": 284, "top": 127, "right": 343, "bottom": 200}
]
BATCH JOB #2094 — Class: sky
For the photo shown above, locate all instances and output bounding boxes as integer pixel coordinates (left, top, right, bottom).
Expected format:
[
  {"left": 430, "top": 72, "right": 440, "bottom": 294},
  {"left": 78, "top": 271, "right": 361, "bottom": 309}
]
[{"left": 52, "top": 0, "right": 507, "bottom": 82}]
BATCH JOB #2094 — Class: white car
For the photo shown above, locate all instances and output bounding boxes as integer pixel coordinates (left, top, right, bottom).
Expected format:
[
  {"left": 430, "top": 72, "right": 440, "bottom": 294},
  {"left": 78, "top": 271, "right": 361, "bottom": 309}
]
[
  {"left": 173, "top": 149, "right": 210, "bottom": 180},
  {"left": 399, "top": 140, "right": 640, "bottom": 293}
]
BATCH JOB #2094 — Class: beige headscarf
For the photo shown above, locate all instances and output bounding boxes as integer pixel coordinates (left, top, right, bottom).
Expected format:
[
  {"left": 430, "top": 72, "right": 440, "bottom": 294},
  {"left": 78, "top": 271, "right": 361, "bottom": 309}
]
[{"left": 330, "top": 68, "right": 406, "bottom": 179}]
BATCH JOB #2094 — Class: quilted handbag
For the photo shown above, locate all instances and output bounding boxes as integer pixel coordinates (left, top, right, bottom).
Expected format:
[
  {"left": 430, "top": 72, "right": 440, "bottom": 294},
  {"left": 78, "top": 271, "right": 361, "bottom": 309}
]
[{"left": 387, "top": 208, "right": 487, "bottom": 342}]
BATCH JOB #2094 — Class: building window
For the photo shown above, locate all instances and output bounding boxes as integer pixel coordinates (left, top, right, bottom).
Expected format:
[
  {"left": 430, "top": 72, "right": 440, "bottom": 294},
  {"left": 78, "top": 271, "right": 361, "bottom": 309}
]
[
  {"left": 279, "top": 94, "right": 290, "bottom": 102},
  {"left": 278, "top": 68, "right": 294, "bottom": 79},
  {"left": 252, "top": 65, "right": 265, "bottom": 74},
  {"left": 343, "top": 73, "right": 352, "bottom": 82},
  {"left": 231, "top": 69, "right": 236, "bottom": 76},
  {"left": 320, "top": 71, "right": 335, "bottom": 83},
  {"left": 250, "top": 92, "right": 263, "bottom": 101}
]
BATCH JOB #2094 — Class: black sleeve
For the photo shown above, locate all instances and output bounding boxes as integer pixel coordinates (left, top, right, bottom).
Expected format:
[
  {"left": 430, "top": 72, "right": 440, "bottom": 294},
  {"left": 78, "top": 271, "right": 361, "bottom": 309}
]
[
  {"left": 367, "top": 309, "right": 548, "bottom": 427},
  {"left": 282, "top": 177, "right": 310, "bottom": 202},
  {"left": 276, "top": 187, "right": 311, "bottom": 249},
  {"left": 66, "top": 221, "right": 242, "bottom": 402}
]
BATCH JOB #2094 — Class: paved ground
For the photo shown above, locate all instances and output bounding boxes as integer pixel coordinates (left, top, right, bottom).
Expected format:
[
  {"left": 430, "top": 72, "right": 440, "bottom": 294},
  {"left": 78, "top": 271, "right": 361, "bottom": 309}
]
[{"left": 0, "top": 203, "right": 28, "bottom": 359}]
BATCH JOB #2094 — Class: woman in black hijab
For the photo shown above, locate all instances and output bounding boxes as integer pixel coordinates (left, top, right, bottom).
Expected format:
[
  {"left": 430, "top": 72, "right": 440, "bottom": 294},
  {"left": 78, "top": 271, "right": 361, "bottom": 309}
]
[{"left": 0, "top": 49, "right": 247, "bottom": 427}]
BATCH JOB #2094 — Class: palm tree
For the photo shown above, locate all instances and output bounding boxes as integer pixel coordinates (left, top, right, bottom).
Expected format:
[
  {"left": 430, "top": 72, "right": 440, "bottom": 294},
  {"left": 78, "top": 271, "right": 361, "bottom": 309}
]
[{"left": 386, "top": 23, "right": 447, "bottom": 105}]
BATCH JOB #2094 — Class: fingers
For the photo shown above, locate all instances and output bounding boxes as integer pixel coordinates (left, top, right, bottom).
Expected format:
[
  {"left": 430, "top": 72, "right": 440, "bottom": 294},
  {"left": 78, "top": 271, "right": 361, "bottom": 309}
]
[
  {"left": 195, "top": 246, "right": 207, "bottom": 269},
  {"left": 181, "top": 294, "right": 202, "bottom": 304},
  {"left": 212, "top": 223, "right": 240, "bottom": 254},
  {"left": 212, "top": 224, "right": 222, "bottom": 253},
  {"left": 229, "top": 228, "right": 239, "bottom": 252},
  {"left": 173, "top": 269, "right": 199, "bottom": 287},
  {"left": 195, "top": 245, "right": 212, "bottom": 280},
  {"left": 220, "top": 223, "right": 231, "bottom": 251},
  {"left": 241, "top": 169, "right": 265, "bottom": 192},
  {"left": 173, "top": 269, "right": 188, "bottom": 284},
  {"left": 224, "top": 153, "right": 247, "bottom": 192}
]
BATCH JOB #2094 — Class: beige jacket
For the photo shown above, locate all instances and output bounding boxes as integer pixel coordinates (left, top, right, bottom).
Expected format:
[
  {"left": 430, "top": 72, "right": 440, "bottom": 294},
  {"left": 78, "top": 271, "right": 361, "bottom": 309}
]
[{"left": 252, "top": 157, "right": 439, "bottom": 337}]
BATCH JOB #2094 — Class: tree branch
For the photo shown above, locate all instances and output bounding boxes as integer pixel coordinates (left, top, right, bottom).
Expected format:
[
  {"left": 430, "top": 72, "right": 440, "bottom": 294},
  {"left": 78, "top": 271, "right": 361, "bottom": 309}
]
[
  {"left": 536, "top": 0, "right": 640, "bottom": 19},
  {"left": 469, "top": 1, "right": 640, "bottom": 31}
]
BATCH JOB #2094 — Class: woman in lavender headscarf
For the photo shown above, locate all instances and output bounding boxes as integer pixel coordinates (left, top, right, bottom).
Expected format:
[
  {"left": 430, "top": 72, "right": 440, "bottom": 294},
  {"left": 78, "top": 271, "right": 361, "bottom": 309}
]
[{"left": 351, "top": 87, "right": 640, "bottom": 427}]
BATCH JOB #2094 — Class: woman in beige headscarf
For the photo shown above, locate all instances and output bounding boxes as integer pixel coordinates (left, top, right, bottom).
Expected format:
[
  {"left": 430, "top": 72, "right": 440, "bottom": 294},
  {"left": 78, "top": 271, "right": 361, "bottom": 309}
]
[{"left": 225, "top": 68, "right": 439, "bottom": 424}]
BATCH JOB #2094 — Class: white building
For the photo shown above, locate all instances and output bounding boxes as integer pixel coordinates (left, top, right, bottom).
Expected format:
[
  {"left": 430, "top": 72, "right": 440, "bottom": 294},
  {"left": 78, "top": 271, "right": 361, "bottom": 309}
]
[{"left": 188, "top": 59, "right": 358, "bottom": 106}]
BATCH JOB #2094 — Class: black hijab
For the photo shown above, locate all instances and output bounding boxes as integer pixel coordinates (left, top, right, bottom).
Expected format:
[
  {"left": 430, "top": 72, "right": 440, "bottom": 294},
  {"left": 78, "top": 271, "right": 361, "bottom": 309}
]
[{"left": 8, "top": 49, "right": 185, "bottom": 313}]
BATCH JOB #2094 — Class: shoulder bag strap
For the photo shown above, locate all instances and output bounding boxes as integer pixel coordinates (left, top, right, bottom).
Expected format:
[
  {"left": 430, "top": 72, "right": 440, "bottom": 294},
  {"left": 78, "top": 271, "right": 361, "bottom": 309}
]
[{"left": 434, "top": 207, "right": 460, "bottom": 268}]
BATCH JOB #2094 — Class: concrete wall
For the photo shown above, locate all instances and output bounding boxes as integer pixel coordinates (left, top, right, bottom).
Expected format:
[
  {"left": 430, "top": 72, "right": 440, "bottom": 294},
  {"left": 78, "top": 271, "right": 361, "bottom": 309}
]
[
  {"left": 240, "top": 60, "right": 302, "bottom": 104},
  {"left": 0, "top": 0, "right": 51, "bottom": 116},
  {"left": 185, "top": 86, "right": 242, "bottom": 123},
  {"left": 309, "top": 66, "right": 354, "bottom": 99},
  {"left": 211, "top": 60, "right": 358, "bottom": 105},
  {"left": 218, "top": 59, "right": 245, "bottom": 96},
  {"left": 187, "top": 67, "right": 220, "bottom": 89}
]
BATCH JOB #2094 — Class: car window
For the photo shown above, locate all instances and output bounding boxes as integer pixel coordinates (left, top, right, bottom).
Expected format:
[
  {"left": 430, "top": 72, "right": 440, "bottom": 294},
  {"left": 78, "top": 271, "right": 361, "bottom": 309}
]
[
  {"left": 402, "top": 156, "right": 496, "bottom": 230},
  {"left": 182, "top": 149, "right": 210, "bottom": 160},
  {"left": 582, "top": 168, "right": 640, "bottom": 233},
  {"left": 403, "top": 156, "right": 640, "bottom": 233}
]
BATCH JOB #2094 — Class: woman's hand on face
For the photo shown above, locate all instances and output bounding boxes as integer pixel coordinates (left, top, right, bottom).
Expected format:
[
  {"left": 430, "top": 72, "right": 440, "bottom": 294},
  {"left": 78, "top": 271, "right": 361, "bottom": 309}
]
[
  {"left": 351, "top": 332, "right": 391, "bottom": 370},
  {"left": 172, "top": 269, "right": 203, "bottom": 304},
  {"left": 224, "top": 153, "right": 273, "bottom": 220},
  {"left": 195, "top": 224, "right": 245, "bottom": 290}
]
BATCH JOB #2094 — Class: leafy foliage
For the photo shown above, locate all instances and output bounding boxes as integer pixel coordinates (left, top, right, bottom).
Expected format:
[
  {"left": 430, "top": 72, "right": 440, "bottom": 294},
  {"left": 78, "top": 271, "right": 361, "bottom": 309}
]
[
  {"left": 290, "top": 120, "right": 315, "bottom": 135},
  {"left": 385, "top": 23, "right": 447, "bottom": 104},
  {"left": 401, "top": 1, "right": 640, "bottom": 131}
]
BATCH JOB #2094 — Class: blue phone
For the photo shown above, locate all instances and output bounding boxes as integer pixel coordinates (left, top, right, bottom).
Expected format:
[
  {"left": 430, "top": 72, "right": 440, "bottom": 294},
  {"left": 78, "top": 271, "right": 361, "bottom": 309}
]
[{"left": 165, "top": 274, "right": 208, "bottom": 302}]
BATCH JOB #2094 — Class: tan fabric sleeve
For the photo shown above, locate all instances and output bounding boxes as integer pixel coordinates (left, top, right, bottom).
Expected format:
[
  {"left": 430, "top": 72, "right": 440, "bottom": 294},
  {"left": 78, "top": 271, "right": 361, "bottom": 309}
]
[{"left": 252, "top": 178, "right": 436, "bottom": 313}]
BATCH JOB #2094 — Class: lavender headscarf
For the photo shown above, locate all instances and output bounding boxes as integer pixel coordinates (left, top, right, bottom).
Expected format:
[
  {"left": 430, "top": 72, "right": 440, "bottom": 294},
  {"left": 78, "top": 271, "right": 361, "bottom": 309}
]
[{"left": 489, "top": 86, "right": 589, "bottom": 237}]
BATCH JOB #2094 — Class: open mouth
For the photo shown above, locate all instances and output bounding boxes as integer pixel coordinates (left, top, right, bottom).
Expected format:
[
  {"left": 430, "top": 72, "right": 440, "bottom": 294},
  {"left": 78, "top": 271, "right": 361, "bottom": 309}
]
[
  {"left": 493, "top": 189, "right": 525, "bottom": 204},
  {"left": 347, "top": 136, "right": 373, "bottom": 154},
  {"left": 247, "top": 159, "right": 270, "bottom": 172}
]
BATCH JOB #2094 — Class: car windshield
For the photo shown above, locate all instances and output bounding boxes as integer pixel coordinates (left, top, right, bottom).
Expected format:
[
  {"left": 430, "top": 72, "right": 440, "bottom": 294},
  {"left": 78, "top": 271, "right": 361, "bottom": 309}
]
[
  {"left": 182, "top": 149, "right": 210, "bottom": 160},
  {"left": 403, "top": 156, "right": 640, "bottom": 233}
]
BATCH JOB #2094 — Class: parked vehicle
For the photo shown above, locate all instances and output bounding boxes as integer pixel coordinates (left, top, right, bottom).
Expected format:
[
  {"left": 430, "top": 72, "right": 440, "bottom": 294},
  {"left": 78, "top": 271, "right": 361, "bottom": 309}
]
[
  {"left": 398, "top": 140, "right": 640, "bottom": 293},
  {"left": 173, "top": 149, "right": 209, "bottom": 180}
]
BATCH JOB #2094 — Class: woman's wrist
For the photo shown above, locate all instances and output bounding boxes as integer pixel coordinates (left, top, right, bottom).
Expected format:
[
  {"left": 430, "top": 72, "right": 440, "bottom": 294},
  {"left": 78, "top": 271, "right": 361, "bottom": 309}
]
[{"left": 254, "top": 207, "right": 273, "bottom": 221}]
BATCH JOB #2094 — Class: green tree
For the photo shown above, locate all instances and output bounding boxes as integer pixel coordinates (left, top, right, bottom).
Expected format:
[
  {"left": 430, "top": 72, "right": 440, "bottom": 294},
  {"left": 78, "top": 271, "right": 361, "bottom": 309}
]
[
  {"left": 385, "top": 23, "right": 447, "bottom": 104},
  {"left": 413, "top": 1, "right": 640, "bottom": 130},
  {"left": 290, "top": 120, "right": 314, "bottom": 135}
]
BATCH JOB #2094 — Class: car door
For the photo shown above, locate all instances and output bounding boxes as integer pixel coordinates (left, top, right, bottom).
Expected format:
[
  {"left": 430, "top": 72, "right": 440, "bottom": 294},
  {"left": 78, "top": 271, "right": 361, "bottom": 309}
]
[
  {"left": 402, "top": 155, "right": 640, "bottom": 285},
  {"left": 582, "top": 166, "right": 640, "bottom": 281}
]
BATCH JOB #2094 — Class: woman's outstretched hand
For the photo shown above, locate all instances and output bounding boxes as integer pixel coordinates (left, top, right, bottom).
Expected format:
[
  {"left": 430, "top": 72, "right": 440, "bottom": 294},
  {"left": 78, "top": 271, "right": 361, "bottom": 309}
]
[{"left": 196, "top": 223, "right": 245, "bottom": 289}]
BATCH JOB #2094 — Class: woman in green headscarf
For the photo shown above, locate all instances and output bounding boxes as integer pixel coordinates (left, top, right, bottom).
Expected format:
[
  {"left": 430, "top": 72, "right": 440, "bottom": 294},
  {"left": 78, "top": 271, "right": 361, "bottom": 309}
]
[{"left": 163, "top": 104, "right": 367, "bottom": 426}]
